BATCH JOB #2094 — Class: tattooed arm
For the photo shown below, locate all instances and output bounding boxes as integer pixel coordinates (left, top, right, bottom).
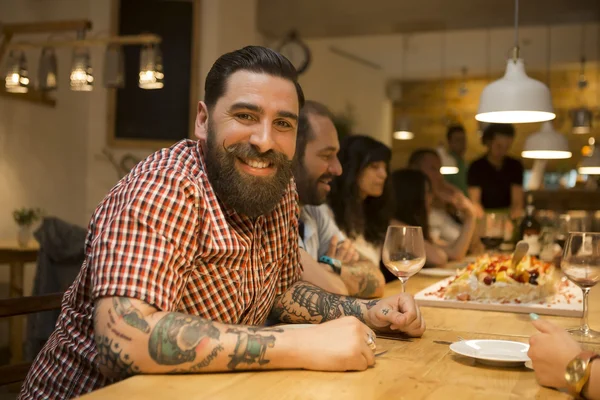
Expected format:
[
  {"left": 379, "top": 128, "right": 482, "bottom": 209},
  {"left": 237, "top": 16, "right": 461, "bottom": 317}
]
[
  {"left": 339, "top": 259, "right": 385, "bottom": 299},
  {"left": 269, "top": 281, "right": 425, "bottom": 336},
  {"left": 93, "top": 296, "right": 313, "bottom": 378}
]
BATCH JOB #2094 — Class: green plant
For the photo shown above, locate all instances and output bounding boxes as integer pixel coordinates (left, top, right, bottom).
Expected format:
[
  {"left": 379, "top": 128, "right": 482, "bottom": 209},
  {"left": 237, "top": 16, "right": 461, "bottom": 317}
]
[{"left": 13, "top": 207, "right": 43, "bottom": 227}]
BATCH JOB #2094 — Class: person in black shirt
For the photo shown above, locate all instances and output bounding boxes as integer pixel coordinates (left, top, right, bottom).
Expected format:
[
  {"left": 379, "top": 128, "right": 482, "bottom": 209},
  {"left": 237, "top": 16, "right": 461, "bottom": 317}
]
[{"left": 467, "top": 123, "right": 524, "bottom": 219}]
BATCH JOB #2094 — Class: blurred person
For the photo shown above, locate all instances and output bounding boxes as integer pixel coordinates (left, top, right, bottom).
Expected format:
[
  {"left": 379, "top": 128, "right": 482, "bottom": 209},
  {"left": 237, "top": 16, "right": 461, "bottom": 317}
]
[
  {"left": 468, "top": 123, "right": 524, "bottom": 219},
  {"left": 389, "top": 169, "right": 476, "bottom": 276},
  {"left": 293, "top": 102, "right": 385, "bottom": 298},
  {"left": 328, "top": 135, "right": 394, "bottom": 267},
  {"left": 528, "top": 316, "right": 600, "bottom": 399},
  {"left": 408, "top": 148, "right": 480, "bottom": 245},
  {"left": 444, "top": 124, "right": 469, "bottom": 197},
  {"left": 20, "top": 46, "right": 424, "bottom": 400}
]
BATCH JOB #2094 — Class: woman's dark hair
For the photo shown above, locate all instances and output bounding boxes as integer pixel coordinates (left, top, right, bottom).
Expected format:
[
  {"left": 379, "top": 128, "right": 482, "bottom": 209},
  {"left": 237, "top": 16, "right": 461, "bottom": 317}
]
[
  {"left": 329, "top": 135, "right": 393, "bottom": 245},
  {"left": 390, "top": 169, "right": 431, "bottom": 241},
  {"left": 204, "top": 46, "right": 305, "bottom": 110},
  {"left": 481, "top": 123, "right": 515, "bottom": 146}
]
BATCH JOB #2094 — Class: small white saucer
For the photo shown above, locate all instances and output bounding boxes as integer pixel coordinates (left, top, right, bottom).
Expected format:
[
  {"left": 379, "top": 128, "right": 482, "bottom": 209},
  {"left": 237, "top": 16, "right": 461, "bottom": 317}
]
[{"left": 450, "top": 339, "right": 530, "bottom": 367}]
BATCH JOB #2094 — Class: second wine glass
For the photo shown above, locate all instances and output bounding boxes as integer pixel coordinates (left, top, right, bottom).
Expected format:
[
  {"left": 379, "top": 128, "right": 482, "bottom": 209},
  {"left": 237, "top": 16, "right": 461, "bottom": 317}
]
[{"left": 382, "top": 226, "right": 426, "bottom": 293}]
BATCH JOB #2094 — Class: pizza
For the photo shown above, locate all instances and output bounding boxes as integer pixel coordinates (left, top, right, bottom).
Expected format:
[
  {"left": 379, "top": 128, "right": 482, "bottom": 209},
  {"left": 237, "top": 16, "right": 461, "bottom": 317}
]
[{"left": 443, "top": 254, "right": 558, "bottom": 303}]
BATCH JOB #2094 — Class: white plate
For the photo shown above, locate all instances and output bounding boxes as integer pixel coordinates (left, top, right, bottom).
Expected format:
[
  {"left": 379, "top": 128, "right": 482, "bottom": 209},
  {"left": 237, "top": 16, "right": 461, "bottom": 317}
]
[{"left": 450, "top": 340, "right": 530, "bottom": 367}]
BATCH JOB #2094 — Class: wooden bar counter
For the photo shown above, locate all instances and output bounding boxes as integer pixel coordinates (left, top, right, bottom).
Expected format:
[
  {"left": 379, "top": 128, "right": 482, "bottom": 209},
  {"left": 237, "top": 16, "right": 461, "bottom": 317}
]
[{"left": 79, "top": 271, "right": 600, "bottom": 399}]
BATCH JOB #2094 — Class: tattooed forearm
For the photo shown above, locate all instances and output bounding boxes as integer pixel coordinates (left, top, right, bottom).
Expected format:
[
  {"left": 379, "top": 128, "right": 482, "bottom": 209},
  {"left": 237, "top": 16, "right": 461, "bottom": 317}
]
[
  {"left": 95, "top": 335, "right": 140, "bottom": 378},
  {"left": 168, "top": 344, "right": 225, "bottom": 373},
  {"left": 113, "top": 297, "right": 151, "bottom": 333},
  {"left": 149, "top": 314, "right": 220, "bottom": 365},
  {"left": 270, "top": 282, "right": 380, "bottom": 325},
  {"left": 342, "top": 262, "right": 385, "bottom": 298},
  {"left": 226, "top": 328, "right": 276, "bottom": 370}
]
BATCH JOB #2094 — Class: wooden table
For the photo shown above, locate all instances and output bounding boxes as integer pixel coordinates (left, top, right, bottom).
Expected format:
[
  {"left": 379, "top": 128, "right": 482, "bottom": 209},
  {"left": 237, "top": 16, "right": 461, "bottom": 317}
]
[
  {"left": 79, "top": 273, "right": 600, "bottom": 399},
  {"left": 0, "top": 240, "right": 39, "bottom": 364}
]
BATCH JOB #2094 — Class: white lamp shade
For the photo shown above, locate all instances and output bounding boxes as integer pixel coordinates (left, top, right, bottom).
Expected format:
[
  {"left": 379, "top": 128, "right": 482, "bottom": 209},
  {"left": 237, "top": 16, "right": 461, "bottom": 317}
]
[
  {"left": 521, "top": 122, "right": 571, "bottom": 159},
  {"left": 437, "top": 147, "right": 458, "bottom": 175},
  {"left": 571, "top": 108, "right": 593, "bottom": 134},
  {"left": 579, "top": 147, "right": 600, "bottom": 175},
  {"left": 393, "top": 116, "right": 414, "bottom": 140},
  {"left": 476, "top": 59, "right": 555, "bottom": 124}
]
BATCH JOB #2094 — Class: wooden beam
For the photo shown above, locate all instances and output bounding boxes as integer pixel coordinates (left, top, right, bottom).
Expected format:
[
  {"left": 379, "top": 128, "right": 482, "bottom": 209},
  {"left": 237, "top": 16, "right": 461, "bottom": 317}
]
[
  {"left": 0, "top": 88, "right": 56, "bottom": 108},
  {"left": 0, "top": 362, "right": 32, "bottom": 386},
  {"left": 0, "top": 292, "right": 64, "bottom": 318},
  {"left": 2, "top": 20, "right": 92, "bottom": 35},
  {"left": 9, "top": 33, "right": 162, "bottom": 50}
]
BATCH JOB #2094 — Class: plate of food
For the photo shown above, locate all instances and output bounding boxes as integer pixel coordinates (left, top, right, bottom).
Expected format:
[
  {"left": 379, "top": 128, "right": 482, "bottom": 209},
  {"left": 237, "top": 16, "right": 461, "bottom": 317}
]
[
  {"left": 415, "top": 254, "right": 583, "bottom": 317},
  {"left": 450, "top": 339, "right": 530, "bottom": 367},
  {"left": 418, "top": 257, "right": 477, "bottom": 277}
]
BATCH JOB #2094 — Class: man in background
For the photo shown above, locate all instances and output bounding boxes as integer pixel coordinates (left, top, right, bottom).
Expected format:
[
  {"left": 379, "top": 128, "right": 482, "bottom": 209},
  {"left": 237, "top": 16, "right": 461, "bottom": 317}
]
[
  {"left": 444, "top": 124, "right": 469, "bottom": 198},
  {"left": 293, "top": 100, "right": 385, "bottom": 298}
]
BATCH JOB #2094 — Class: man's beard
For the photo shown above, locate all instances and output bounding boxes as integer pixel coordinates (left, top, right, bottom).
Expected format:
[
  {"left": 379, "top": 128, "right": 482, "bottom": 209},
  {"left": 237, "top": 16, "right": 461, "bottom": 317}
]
[
  {"left": 293, "top": 160, "right": 334, "bottom": 206},
  {"left": 204, "top": 127, "right": 293, "bottom": 218}
]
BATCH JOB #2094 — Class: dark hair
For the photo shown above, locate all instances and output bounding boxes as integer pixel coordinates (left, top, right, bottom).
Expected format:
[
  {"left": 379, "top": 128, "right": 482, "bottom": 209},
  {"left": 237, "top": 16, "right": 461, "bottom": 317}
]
[
  {"left": 407, "top": 148, "right": 440, "bottom": 168},
  {"left": 296, "top": 100, "right": 335, "bottom": 164},
  {"left": 329, "top": 135, "right": 393, "bottom": 245},
  {"left": 446, "top": 124, "right": 465, "bottom": 141},
  {"left": 204, "top": 46, "right": 305, "bottom": 110},
  {"left": 481, "top": 123, "right": 515, "bottom": 146},
  {"left": 390, "top": 169, "right": 431, "bottom": 241}
]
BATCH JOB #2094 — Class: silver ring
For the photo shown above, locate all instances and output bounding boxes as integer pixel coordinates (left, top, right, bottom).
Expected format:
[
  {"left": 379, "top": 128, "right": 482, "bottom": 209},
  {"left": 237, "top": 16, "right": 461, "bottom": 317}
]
[{"left": 366, "top": 334, "right": 376, "bottom": 351}]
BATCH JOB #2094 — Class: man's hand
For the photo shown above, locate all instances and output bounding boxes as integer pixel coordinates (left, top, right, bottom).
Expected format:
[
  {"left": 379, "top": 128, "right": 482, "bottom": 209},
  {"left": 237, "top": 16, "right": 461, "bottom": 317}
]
[
  {"left": 326, "top": 236, "right": 359, "bottom": 264},
  {"left": 528, "top": 318, "right": 582, "bottom": 389},
  {"left": 297, "top": 317, "right": 376, "bottom": 371},
  {"left": 363, "top": 293, "right": 425, "bottom": 337}
]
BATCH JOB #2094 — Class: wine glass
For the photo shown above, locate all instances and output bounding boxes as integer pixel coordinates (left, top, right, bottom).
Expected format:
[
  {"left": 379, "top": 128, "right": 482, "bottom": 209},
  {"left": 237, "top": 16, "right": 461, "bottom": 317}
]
[
  {"left": 382, "top": 226, "right": 426, "bottom": 293},
  {"left": 479, "top": 213, "right": 506, "bottom": 252},
  {"left": 561, "top": 232, "right": 600, "bottom": 340}
]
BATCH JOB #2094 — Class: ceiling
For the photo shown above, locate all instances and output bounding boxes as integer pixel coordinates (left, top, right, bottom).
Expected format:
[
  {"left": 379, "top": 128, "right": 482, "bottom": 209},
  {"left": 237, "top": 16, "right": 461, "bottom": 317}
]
[{"left": 257, "top": 0, "right": 600, "bottom": 39}]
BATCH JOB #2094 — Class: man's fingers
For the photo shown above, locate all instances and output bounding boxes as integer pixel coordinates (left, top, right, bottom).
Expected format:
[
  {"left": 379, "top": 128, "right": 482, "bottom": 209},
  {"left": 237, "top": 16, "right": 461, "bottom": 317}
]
[{"left": 327, "top": 236, "right": 339, "bottom": 257}]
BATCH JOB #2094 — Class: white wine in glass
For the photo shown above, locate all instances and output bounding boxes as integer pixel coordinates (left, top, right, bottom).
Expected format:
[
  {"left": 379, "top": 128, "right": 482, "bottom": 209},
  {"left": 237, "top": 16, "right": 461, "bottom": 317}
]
[
  {"left": 561, "top": 232, "right": 600, "bottom": 340},
  {"left": 382, "top": 226, "right": 426, "bottom": 293}
]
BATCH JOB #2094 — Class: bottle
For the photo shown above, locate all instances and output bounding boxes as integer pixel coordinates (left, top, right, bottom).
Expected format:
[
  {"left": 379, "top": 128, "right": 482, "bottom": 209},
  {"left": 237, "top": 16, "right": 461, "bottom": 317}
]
[{"left": 519, "top": 194, "right": 541, "bottom": 257}]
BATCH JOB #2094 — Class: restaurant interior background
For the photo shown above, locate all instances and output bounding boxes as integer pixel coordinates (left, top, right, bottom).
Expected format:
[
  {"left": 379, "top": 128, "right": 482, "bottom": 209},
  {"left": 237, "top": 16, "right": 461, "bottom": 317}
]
[{"left": 0, "top": 0, "right": 600, "bottom": 359}]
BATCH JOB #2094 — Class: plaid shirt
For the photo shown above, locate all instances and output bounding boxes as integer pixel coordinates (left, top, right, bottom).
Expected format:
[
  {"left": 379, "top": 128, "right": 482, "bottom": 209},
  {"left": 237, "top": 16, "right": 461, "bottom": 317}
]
[{"left": 19, "top": 140, "right": 301, "bottom": 400}]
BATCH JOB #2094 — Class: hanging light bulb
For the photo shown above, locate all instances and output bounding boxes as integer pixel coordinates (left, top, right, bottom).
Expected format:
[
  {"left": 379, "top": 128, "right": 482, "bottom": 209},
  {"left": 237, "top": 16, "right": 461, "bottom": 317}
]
[
  {"left": 103, "top": 44, "right": 125, "bottom": 88},
  {"left": 4, "top": 50, "right": 29, "bottom": 93},
  {"left": 475, "top": 0, "right": 555, "bottom": 124},
  {"left": 139, "top": 44, "right": 164, "bottom": 89},
  {"left": 521, "top": 122, "right": 571, "bottom": 159},
  {"left": 571, "top": 107, "right": 592, "bottom": 134},
  {"left": 38, "top": 47, "right": 58, "bottom": 91},
  {"left": 437, "top": 146, "right": 458, "bottom": 175},
  {"left": 70, "top": 45, "right": 93, "bottom": 91},
  {"left": 393, "top": 116, "right": 414, "bottom": 140},
  {"left": 579, "top": 146, "right": 600, "bottom": 175}
]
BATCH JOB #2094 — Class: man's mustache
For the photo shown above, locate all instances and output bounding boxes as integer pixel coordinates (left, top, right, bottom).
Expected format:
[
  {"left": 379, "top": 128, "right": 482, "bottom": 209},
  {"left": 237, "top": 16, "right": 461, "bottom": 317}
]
[{"left": 224, "top": 143, "right": 291, "bottom": 167}]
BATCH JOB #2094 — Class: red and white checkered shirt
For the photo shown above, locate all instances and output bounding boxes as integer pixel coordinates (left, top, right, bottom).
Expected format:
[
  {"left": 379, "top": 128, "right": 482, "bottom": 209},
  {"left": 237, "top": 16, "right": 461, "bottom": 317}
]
[{"left": 19, "top": 140, "right": 301, "bottom": 400}]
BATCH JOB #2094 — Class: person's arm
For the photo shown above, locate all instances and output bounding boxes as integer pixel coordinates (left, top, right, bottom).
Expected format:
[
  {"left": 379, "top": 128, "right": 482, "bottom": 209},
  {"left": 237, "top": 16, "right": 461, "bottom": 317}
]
[
  {"left": 585, "top": 360, "right": 600, "bottom": 400},
  {"left": 321, "top": 237, "right": 385, "bottom": 298},
  {"left": 300, "top": 248, "right": 349, "bottom": 296},
  {"left": 93, "top": 296, "right": 376, "bottom": 377},
  {"left": 510, "top": 184, "right": 524, "bottom": 220},
  {"left": 439, "top": 197, "right": 477, "bottom": 261},
  {"left": 468, "top": 187, "right": 483, "bottom": 211},
  {"left": 269, "top": 280, "right": 425, "bottom": 336},
  {"left": 528, "top": 318, "right": 600, "bottom": 399},
  {"left": 424, "top": 239, "right": 448, "bottom": 266}
]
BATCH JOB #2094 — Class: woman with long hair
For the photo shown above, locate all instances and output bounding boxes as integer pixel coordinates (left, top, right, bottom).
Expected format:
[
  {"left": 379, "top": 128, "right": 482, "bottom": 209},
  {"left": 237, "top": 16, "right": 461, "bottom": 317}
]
[
  {"left": 328, "top": 135, "right": 394, "bottom": 265},
  {"left": 390, "top": 169, "right": 477, "bottom": 270}
]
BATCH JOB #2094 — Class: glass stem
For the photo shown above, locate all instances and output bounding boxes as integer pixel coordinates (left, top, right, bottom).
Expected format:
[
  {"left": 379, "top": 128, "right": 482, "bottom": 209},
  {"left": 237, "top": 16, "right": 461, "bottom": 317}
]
[
  {"left": 399, "top": 278, "right": 407, "bottom": 293},
  {"left": 581, "top": 288, "right": 590, "bottom": 333}
]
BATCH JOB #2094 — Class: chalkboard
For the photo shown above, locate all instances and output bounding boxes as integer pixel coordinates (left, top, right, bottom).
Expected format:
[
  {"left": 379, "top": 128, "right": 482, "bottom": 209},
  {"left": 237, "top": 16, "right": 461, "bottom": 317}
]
[{"left": 108, "top": 0, "right": 198, "bottom": 148}]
